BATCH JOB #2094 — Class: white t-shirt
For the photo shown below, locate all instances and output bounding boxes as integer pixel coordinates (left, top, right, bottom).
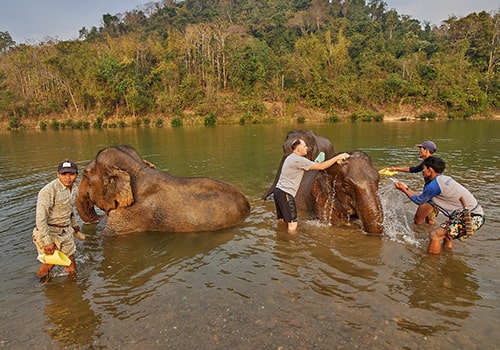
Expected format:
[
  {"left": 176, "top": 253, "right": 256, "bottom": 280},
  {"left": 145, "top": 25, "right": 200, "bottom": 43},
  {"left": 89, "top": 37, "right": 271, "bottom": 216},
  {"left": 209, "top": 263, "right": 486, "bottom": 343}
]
[{"left": 410, "top": 174, "right": 483, "bottom": 217}]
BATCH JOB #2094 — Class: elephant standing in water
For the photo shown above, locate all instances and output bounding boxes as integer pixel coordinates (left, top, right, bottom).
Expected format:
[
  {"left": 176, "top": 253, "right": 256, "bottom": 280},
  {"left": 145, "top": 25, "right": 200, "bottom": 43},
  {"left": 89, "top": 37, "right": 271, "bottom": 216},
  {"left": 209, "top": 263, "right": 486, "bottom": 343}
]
[
  {"left": 76, "top": 145, "right": 250, "bottom": 235},
  {"left": 263, "top": 130, "right": 383, "bottom": 235}
]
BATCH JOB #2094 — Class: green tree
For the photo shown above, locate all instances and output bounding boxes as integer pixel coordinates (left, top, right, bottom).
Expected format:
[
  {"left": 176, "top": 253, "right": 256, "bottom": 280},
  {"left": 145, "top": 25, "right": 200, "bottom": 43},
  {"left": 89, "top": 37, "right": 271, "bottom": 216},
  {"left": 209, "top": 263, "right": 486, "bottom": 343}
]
[
  {"left": 227, "top": 36, "right": 279, "bottom": 96},
  {"left": 0, "top": 31, "right": 15, "bottom": 53}
]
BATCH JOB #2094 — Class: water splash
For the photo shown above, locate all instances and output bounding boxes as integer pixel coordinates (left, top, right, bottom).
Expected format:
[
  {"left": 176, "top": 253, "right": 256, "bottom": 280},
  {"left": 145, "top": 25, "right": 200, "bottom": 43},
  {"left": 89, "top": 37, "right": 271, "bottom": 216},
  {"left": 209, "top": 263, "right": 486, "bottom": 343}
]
[
  {"left": 379, "top": 179, "right": 421, "bottom": 247},
  {"left": 312, "top": 173, "right": 335, "bottom": 224},
  {"left": 325, "top": 175, "right": 337, "bottom": 223}
]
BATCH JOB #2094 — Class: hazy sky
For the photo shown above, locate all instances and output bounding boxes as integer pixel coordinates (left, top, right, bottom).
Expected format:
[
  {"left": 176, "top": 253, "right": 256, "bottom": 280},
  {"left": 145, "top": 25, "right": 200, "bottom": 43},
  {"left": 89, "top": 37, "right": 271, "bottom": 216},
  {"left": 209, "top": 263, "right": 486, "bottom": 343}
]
[
  {"left": 1, "top": 0, "right": 498, "bottom": 44},
  {"left": 385, "top": 0, "right": 498, "bottom": 24}
]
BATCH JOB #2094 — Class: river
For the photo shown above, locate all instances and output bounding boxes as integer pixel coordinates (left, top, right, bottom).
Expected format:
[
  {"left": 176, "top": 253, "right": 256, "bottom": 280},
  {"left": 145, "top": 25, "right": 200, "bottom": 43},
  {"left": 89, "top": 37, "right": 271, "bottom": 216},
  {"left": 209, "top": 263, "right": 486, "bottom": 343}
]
[{"left": 0, "top": 120, "right": 499, "bottom": 349}]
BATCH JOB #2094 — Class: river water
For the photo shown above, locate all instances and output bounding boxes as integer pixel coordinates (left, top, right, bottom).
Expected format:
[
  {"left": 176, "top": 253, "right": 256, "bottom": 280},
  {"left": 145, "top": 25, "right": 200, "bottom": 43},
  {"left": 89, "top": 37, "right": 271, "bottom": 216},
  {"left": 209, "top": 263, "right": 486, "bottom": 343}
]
[{"left": 0, "top": 120, "right": 499, "bottom": 349}]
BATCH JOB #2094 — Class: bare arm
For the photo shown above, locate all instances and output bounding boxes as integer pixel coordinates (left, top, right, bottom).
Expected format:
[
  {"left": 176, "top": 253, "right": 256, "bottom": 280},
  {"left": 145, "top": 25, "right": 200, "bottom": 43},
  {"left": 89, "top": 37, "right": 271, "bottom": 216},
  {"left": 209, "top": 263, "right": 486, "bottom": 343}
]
[
  {"left": 389, "top": 166, "right": 410, "bottom": 172},
  {"left": 309, "top": 153, "right": 350, "bottom": 171},
  {"left": 394, "top": 181, "right": 418, "bottom": 198}
]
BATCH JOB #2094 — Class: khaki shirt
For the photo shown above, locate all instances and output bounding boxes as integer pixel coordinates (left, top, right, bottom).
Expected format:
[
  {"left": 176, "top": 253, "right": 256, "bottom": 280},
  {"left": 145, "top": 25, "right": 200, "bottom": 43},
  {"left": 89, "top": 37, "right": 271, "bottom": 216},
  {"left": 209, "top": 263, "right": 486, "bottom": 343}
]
[{"left": 35, "top": 178, "right": 78, "bottom": 247}]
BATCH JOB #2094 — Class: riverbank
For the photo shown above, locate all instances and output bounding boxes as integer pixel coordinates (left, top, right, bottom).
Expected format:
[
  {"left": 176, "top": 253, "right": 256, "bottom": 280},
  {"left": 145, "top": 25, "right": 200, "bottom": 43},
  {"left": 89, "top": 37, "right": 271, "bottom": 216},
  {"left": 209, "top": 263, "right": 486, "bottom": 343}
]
[{"left": 2, "top": 103, "right": 499, "bottom": 132}]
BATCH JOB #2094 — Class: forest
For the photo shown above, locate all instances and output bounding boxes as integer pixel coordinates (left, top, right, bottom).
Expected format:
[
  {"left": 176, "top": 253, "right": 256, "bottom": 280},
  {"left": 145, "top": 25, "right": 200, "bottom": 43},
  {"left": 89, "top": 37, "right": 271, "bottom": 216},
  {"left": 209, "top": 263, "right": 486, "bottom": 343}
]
[{"left": 0, "top": 0, "right": 498, "bottom": 130}]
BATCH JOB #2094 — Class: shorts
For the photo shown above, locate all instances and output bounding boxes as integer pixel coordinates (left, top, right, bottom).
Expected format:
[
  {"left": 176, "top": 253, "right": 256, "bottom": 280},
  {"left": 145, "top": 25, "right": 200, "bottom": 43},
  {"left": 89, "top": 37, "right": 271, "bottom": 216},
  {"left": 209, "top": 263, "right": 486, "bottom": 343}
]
[
  {"left": 33, "top": 227, "right": 76, "bottom": 263},
  {"left": 428, "top": 206, "right": 439, "bottom": 221},
  {"left": 441, "top": 210, "right": 485, "bottom": 241},
  {"left": 273, "top": 188, "right": 297, "bottom": 223}
]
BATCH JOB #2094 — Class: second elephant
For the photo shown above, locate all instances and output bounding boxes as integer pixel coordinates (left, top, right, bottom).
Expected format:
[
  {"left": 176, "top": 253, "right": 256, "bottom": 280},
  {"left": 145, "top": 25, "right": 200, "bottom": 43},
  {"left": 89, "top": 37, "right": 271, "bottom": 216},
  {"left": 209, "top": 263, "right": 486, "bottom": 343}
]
[{"left": 263, "top": 130, "right": 383, "bottom": 235}]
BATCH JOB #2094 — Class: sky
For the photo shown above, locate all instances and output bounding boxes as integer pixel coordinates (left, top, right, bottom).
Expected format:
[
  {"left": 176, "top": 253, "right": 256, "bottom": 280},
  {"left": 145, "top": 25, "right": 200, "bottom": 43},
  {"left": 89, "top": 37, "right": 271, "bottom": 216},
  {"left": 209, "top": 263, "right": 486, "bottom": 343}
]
[{"left": 1, "top": 0, "right": 498, "bottom": 44}]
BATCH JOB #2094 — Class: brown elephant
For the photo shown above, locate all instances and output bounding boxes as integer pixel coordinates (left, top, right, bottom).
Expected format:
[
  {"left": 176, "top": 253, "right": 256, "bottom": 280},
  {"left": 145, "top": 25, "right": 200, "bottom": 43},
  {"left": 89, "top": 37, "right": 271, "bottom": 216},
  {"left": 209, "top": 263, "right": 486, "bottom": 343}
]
[
  {"left": 76, "top": 145, "right": 250, "bottom": 235},
  {"left": 263, "top": 130, "right": 383, "bottom": 235}
]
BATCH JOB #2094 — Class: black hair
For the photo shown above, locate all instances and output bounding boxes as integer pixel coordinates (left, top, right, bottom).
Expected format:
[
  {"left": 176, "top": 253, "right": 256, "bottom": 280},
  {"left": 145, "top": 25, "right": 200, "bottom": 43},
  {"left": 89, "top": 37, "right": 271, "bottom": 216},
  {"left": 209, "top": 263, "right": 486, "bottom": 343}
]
[
  {"left": 423, "top": 156, "right": 445, "bottom": 173},
  {"left": 291, "top": 139, "right": 303, "bottom": 151}
]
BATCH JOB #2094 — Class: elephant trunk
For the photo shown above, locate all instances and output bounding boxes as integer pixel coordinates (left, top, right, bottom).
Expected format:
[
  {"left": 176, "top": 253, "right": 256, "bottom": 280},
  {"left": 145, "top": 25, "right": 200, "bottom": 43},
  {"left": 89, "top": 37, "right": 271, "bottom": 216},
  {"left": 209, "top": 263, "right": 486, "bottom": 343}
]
[
  {"left": 76, "top": 177, "right": 103, "bottom": 223},
  {"left": 354, "top": 189, "right": 384, "bottom": 235}
]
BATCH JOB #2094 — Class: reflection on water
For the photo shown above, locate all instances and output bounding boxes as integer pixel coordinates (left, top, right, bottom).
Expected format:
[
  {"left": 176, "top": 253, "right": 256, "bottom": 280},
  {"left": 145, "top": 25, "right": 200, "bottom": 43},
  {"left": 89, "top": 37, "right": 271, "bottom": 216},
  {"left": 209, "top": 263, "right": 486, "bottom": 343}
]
[
  {"left": 92, "top": 231, "right": 235, "bottom": 319},
  {"left": 43, "top": 279, "right": 101, "bottom": 348},
  {"left": 0, "top": 121, "right": 499, "bottom": 349},
  {"left": 394, "top": 254, "right": 480, "bottom": 335}
]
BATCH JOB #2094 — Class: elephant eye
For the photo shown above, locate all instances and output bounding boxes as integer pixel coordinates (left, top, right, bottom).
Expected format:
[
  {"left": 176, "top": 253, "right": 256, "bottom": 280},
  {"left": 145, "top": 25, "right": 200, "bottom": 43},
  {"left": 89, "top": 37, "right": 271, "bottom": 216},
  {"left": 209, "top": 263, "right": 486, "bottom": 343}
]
[{"left": 343, "top": 177, "right": 354, "bottom": 186}]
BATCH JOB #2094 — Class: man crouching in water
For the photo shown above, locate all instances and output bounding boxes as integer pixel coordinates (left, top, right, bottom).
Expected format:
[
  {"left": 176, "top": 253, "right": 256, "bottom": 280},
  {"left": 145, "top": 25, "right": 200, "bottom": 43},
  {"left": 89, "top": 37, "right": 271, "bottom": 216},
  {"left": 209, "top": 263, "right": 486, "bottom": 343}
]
[{"left": 394, "top": 157, "right": 485, "bottom": 254}]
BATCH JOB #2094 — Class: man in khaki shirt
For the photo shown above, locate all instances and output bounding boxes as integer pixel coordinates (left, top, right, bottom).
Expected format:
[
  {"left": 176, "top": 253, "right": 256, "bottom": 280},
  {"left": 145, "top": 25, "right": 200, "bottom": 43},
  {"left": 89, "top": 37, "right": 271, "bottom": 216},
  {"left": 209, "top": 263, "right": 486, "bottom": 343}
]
[{"left": 32, "top": 160, "right": 85, "bottom": 278}]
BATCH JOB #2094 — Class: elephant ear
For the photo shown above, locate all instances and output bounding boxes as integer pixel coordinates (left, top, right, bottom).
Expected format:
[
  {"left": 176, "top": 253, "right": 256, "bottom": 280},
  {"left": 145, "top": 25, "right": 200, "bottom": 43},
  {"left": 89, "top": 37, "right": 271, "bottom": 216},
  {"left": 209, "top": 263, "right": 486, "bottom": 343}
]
[
  {"left": 103, "top": 167, "right": 134, "bottom": 208},
  {"left": 311, "top": 172, "right": 330, "bottom": 207}
]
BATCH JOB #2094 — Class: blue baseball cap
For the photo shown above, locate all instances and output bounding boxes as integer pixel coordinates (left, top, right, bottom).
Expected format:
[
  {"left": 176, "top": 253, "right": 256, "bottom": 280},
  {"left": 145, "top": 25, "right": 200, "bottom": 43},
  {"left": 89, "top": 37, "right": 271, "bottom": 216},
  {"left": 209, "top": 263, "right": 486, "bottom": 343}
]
[{"left": 416, "top": 141, "right": 437, "bottom": 153}]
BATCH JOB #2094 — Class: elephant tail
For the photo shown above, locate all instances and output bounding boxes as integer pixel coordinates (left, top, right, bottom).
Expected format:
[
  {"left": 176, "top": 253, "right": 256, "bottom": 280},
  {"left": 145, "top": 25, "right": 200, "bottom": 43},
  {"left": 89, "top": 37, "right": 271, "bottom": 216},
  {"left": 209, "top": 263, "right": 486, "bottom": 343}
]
[
  {"left": 261, "top": 156, "right": 286, "bottom": 200},
  {"left": 262, "top": 187, "right": 274, "bottom": 200}
]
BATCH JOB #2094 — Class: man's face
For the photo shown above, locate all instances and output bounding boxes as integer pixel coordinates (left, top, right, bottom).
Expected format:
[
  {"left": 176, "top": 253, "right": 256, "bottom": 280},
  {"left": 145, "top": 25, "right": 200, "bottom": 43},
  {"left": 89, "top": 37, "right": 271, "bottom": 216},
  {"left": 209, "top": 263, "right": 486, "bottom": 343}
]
[
  {"left": 57, "top": 172, "right": 78, "bottom": 188},
  {"left": 419, "top": 146, "right": 432, "bottom": 159},
  {"left": 297, "top": 140, "right": 308, "bottom": 156},
  {"left": 422, "top": 165, "right": 432, "bottom": 178}
]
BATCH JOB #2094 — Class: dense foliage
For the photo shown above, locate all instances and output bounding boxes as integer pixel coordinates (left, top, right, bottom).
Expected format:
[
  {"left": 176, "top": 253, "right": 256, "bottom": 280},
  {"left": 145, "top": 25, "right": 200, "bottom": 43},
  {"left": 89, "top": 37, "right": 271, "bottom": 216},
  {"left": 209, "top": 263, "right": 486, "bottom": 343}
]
[{"left": 0, "top": 0, "right": 498, "bottom": 128}]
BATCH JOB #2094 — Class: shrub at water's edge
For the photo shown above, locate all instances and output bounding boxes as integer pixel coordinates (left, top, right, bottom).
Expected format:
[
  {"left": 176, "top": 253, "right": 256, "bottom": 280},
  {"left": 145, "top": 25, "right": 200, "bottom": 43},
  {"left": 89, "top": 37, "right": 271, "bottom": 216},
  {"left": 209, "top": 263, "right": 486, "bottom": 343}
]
[{"left": 3, "top": 103, "right": 498, "bottom": 131}]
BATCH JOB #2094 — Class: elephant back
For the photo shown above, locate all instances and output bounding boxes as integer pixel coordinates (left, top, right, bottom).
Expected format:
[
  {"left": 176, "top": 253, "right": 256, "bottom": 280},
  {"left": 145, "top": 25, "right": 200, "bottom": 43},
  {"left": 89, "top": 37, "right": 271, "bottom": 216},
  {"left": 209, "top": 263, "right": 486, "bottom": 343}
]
[{"left": 283, "top": 130, "right": 335, "bottom": 160}]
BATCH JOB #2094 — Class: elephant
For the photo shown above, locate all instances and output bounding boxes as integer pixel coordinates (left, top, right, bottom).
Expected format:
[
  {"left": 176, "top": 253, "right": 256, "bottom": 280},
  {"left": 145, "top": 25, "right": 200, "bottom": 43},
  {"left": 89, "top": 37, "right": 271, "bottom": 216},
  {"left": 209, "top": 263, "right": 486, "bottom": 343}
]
[
  {"left": 263, "top": 130, "right": 383, "bottom": 235},
  {"left": 76, "top": 145, "right": 250, "bottom": 235}
]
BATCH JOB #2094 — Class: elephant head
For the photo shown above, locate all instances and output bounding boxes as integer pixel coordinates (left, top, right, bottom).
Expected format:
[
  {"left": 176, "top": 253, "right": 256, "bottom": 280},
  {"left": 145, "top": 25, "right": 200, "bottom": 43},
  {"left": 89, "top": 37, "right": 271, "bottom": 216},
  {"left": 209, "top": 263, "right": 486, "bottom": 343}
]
[
  {"left": 77, "top": 146, "right": 153, "bottom": 224},
  {"left": 262, "top": 130, "right": 335, "bottom": 200},
  {"left": 309, "top": 151, "right": 383, "bottom": 235},
  {"left": 77, "top": 145, "right": 250, "bottom": 234}
]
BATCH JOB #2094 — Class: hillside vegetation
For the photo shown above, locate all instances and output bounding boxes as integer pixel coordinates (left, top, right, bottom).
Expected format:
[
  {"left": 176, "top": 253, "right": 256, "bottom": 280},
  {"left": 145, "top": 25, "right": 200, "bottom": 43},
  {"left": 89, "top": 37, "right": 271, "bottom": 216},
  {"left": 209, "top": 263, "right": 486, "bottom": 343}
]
[{"left": 0, "top": 0, "right": 498, "bottom": 130}]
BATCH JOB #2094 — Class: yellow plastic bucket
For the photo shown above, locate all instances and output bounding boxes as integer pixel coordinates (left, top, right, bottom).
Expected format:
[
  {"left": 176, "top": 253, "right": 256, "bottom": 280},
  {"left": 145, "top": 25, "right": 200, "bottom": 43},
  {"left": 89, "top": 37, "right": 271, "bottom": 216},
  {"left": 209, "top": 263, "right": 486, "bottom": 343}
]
[
  {"left": 44, "top": 250, "right": 71, "bottom": 266},
  {"left": 378, "top": 168, "right": 397, "bottom": 176}
]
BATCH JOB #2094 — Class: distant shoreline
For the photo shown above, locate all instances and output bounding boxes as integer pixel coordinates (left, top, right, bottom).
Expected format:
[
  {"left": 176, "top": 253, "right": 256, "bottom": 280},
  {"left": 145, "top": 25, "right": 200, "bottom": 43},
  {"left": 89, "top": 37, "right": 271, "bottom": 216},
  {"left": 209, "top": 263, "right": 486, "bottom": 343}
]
[{"left": 1, "top": 109, "right": 499, "bottom": 132}]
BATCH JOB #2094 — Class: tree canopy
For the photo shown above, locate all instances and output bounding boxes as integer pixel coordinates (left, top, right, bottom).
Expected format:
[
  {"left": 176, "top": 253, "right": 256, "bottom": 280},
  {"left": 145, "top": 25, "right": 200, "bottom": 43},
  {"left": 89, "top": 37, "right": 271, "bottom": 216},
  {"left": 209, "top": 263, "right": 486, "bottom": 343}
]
[{"left": 0, "top": 0, "right": 498, "bottom": 128}]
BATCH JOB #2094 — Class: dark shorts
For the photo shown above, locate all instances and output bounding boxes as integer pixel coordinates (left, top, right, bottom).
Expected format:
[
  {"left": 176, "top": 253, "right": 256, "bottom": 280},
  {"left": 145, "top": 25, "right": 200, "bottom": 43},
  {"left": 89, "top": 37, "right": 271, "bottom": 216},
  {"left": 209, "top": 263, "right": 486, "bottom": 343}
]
[{"left": 273, "top": 188, "right": 297, "bottom": 223}]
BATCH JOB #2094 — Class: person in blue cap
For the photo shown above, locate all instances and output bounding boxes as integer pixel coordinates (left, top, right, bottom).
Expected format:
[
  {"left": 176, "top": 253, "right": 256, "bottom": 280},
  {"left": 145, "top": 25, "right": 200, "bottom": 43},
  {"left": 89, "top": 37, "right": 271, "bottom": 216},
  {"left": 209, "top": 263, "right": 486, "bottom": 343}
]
[{"left": 388, "top": 140, "right": 438, "bottom": 224}]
